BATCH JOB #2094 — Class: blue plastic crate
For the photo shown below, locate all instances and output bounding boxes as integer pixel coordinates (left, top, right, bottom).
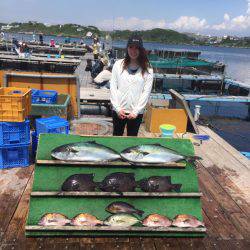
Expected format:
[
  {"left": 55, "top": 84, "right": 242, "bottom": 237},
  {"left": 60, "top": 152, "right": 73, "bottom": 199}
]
[
  {"left": 35, "top": 116, "right": 69, "bottom": 135},
  {"left": 0, "top": 120, "right": 30, "bottom": 146},
  {"left": 0, "top": 143, "right": 30, "bottom": 169},
  {"left": 31, "top": 89, "right": 58, "bottom": 104},
  {"left": 31, "top": 131, "right": 38, "bottom": 156}
]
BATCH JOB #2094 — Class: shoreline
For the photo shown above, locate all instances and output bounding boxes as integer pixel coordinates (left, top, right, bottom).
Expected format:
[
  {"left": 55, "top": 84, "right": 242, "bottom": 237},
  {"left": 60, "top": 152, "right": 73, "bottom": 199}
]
[{"left": 5, "top": 32, "right": 250, "bottom": 49}]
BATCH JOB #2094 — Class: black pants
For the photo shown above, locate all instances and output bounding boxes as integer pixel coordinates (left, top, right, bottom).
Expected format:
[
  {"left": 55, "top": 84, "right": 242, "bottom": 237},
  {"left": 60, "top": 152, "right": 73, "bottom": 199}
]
[{"left": 112, "top": 111, "right": 143, "bottom": 136}]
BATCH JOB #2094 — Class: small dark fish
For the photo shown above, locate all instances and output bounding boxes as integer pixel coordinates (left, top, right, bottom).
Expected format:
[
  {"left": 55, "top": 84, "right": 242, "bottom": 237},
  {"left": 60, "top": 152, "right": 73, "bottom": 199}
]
[
  {"left": 61, "top": 174, "right": 96, "bottom": 191},
  {"left": 38, "top": 213, "right": 71, "bottom": 226},
  {"left": 142, "top": 214, "right": 172, "bottom": 227},
  {"left": 172, "top": 214, "right": 205, "bottom": 228},
  {"left": 138, "top": 176, "right": 182, "bottom": 192},
  {"left": 106, "top": 201, "right": 144, "bottom": 217},
  {"left": 51, "top": 141, "right": 121, "bottom": 162},
  {"left": 98, "top": 172, "right": 137, "bottom": 192}
]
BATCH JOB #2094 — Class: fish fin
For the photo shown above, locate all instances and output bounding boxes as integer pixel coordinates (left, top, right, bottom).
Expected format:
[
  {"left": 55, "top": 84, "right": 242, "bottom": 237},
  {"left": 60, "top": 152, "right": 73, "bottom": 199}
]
[
  {"left": 115, "top": 191, "right": 124, "bottom": 196},
  {"left": 151, "top": 184, "right": 160, "bottom": 192},
  {"left": 95, "top": 182, "right": 102, "bottom": 190},
  {"left": 171, "top": 184, "right": 182, "bottom": 192},
  {"left": 136, "top": 180, "right": 143, "bottom": 188},
  {"left": 87, "top": 140, "right": 97, "bottom": 144},
  {"left": 186, "top": 156, "right": 202, "bottom": 162},
  {"left": 163, "top": 176, "right": 172, "bottom": 182},
  {"left": 69, "top": 147, "right": 79, "bottom": 153},
  {"left": 135, "top": 209, "right": 144, "bottom": 217}
]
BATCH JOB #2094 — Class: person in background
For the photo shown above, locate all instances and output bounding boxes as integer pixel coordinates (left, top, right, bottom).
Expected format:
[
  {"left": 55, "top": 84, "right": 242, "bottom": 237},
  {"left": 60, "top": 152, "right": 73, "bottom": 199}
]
[
  {"left": 92, "top": 37, "right": 100, "bottom": 60},
  {"left": 50, "top": 39, "right": 55, "bottom": 47},
  {"left": 94, "top": 65, "right": 112, "bottom": 89},
  {"left": 39, "top": 34, "right": 43, "bottom": 45},
  {"left": 110, "top": 34, "right": 153, "bottom": 136},
  {"left": 91, "top": 57, "right": 108, "bottom": 79}
]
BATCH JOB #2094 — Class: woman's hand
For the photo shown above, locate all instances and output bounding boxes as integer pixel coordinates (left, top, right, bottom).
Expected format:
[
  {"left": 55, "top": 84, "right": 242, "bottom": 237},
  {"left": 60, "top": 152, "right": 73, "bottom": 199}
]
[
  {"left": 118, "top": 110, "right": 127, "bottom": 119},
  {"left": 127, "top": 113, "right": 137, "bottom": 119}
]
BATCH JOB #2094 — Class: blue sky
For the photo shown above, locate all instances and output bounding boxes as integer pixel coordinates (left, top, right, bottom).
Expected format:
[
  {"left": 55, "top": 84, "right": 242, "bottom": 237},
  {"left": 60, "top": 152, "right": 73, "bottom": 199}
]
[{"left": 0, "top": 0, "right": 250, "bottom": 36}]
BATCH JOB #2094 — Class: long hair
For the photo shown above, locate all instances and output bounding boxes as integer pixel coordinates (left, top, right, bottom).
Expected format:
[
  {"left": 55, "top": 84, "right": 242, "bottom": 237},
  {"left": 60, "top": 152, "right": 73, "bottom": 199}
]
[{"left": 122, "top": 47, "right": 150, "bottom": 76}]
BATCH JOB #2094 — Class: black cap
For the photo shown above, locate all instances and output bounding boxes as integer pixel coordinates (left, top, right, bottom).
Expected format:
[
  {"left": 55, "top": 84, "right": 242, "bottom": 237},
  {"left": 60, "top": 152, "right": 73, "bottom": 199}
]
[{"left": 127, "top": 34, "right": 143, "bottom": 48}]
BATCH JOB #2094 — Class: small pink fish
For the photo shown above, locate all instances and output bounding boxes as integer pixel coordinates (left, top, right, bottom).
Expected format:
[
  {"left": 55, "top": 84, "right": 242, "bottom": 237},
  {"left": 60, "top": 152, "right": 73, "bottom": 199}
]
[
  {"left": 142, "top": 214, "right": 172, "bottom": 227},
  {"left": 71, "top": 213, "right": 103, "bottom": 226},
  {"left": 38, "top": 213, "right": 71, "bottom": 226},
  {"left": 172, "top": 214, "right": 204, "bottom": 228}
]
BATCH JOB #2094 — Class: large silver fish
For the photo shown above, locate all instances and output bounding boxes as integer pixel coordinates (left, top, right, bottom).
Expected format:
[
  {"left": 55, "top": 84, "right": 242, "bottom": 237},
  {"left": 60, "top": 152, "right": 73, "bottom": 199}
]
[
  {"left": 51, "top": 141, "right": 121, "bottom": 162},
  {"left": 120, "top": 144, "right": 195, "bottom": 164}
]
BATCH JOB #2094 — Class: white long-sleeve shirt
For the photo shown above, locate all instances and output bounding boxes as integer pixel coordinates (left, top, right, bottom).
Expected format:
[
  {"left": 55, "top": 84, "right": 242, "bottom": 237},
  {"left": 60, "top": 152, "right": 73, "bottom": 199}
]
[{"left": 110, "top": 59, "right": 153, "bottom": 116}]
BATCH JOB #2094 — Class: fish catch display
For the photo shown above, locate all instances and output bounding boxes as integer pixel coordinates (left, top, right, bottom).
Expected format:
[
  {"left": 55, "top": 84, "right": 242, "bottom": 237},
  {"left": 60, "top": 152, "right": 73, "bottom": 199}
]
[
  {"left": 106, "top": 201, "right": 144, "bottom": 216},
  {"left": 51, "top": 141, "right": 121, "bottom": 162},
  {"left": 142, "top": 214, "right": 172, "bottom": 227},
  {"left": 61, "top": 174, "right": 96, "bottom": 191},
  {"left": 120, "top": 144, "right": 186, "bottom": 164},
  {"left": 98, "top": 172, "right": 137, "bottom": 192},
  {"left": 71, "top": 213, "right": 103, "bottom": 226},
  {"left": 104, "top": 214, "right": 140, "bottom": 227},
  {"left": 38, "top": 213, "right": 71, "bottom": 226},
  {"left": 172, "top": 214, "right": 205, "bottom": 228},
  {"left": 138, "top": 176, "right": 182, "bottom": 192}
]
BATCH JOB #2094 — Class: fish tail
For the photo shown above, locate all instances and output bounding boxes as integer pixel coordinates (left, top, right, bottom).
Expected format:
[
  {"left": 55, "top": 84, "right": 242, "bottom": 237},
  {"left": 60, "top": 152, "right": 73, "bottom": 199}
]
[
  {"left": 95, "top": 182, "right": 102, "bottom": 189},
  {"left": 186, "top": 156, "right": 202, "bottom": 162},
  {"left": 136, "top": 181, "right": 141, "bottom": 188},
  {"left": 135, "top": 209, "right": 144, "bottom": 217},
  {"left": 171, "top": 184, "right": 182, "bottom": 192}
]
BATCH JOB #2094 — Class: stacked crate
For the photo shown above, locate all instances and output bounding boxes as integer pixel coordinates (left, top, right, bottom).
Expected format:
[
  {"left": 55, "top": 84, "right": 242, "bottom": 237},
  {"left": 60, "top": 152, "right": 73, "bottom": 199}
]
[
  {"left": 0, "top": 87, "right": 31, "bottom": 169},
  {"left": 32, "top": 116, "right": 69, "bottom": 155}
]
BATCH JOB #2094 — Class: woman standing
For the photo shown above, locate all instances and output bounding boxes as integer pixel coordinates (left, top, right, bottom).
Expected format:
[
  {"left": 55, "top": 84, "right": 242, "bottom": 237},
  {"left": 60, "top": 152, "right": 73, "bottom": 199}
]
[{"left": 110, "top": 35, "right": 153, "bottom": 136}]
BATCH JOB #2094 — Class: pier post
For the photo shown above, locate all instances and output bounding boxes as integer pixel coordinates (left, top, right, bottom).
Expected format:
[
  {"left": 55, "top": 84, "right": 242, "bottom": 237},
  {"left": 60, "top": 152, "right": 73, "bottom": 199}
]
[{"left": 247, "top": 103, "right": 250, "bottom": 121}]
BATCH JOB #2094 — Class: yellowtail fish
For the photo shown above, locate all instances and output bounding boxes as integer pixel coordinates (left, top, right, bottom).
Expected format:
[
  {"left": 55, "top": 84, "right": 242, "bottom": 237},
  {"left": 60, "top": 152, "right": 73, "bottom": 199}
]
[{"left": 51, "top": 141, "right": 121, "bottom": 162}]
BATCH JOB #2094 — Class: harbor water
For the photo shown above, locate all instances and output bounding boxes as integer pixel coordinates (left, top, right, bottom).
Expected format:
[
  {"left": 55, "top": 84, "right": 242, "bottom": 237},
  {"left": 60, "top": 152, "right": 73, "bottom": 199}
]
[{"left": 4, "top": 33, "right": 250, "bottom": 153}]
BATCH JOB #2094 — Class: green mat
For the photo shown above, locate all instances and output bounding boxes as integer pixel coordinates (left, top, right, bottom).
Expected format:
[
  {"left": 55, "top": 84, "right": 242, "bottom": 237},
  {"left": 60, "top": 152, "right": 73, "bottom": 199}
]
[{"left": 26, "top": 134, "right": 205, "bottom": 237}]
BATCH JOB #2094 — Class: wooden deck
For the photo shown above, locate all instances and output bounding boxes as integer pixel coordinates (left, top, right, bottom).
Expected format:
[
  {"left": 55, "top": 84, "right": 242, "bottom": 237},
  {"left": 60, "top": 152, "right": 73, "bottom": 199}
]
[{"left": 0, "top": 124, "right": 249, "bottom": 249}]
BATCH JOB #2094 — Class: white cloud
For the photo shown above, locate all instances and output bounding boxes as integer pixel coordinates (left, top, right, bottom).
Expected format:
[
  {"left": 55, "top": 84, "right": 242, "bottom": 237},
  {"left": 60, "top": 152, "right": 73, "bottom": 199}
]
[
  {"left": 97, "top": 1, "right": 250, "bottom": 35},
  {"left": 98, "top": 17, "right": 167, "bottom": 31},
  {"left": 247, "top": 0, "right": 250, "bottom": 15},
  {"left": 224, "top": 13, "right": 230, "bottom": 21},
  {"left": 212, "top": 0, "right": 250, "bottom": 32},
  {"left": 169, "top": 16, "right": 209, "bottom": 31}
]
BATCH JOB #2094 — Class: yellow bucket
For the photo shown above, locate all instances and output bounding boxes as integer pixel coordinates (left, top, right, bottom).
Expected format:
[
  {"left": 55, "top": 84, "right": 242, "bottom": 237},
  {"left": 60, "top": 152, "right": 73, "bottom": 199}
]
[{"left": 159, "top": 124, "right": 176, "bottom": 138}]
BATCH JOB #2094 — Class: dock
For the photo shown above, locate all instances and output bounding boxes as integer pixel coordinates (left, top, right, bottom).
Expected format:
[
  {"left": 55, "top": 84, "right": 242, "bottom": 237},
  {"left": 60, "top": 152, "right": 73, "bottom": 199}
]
[
  {"left": 80, "top": 87, "right": 250, "bottom": 104},
  {"left": 0, "top": 124, "right": 249, "bottom": 249}
]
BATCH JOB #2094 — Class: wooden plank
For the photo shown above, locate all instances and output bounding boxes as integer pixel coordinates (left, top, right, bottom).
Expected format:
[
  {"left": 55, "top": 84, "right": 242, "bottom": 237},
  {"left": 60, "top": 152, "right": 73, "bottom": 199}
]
[
  {"left": 80, "top": 88, "right": 110, "bottom": 101},
  {"left": 25, "top": 225, "right": 206, "bottom": 233},
  {"left": 197, "top": 164, "right": 250, "bottom": 239},
  {"left": 194, "top": 134, "right": 250, "bottom": 203},
  {"left": 31, "top": 191, "right": 202, "bottom": 198},
  {"left": 169, "top": 89, "right": 199, "bottom": 134},
  {"left": 197, "top": 167, "right": 244, "bottom": 240},
  {"left": 1, "top": 172, "right": 34, "bottom": 245},
  {"left": 198, "top": 125, "right": 250, "bottom": 169},
  {"left": 0, "top": 166, "right": 34, "bottom": 242},
  {"left": 36, "top": 159, "right": 186, "bottom": 168}
]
